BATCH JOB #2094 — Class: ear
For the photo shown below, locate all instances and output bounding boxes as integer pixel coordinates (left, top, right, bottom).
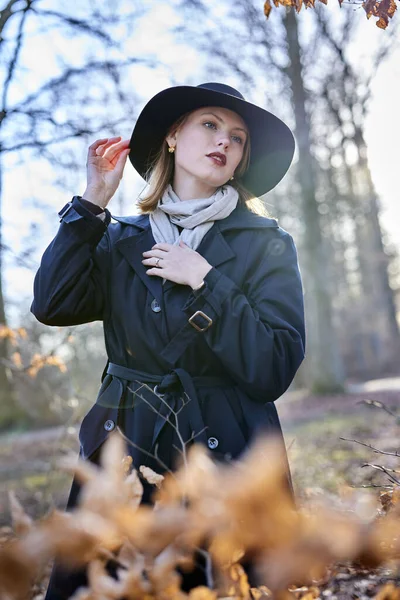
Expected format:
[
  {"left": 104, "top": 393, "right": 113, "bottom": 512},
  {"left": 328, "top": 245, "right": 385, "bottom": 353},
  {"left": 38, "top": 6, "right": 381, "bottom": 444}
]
[{"left": 165, "top": 131, "right": 178, "bottom": 148}]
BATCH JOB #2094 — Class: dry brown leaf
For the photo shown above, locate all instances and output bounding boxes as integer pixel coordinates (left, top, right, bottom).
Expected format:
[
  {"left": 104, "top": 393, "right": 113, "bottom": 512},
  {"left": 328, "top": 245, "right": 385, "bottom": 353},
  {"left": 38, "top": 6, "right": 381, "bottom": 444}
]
[
  {"left": 0, "top": 325, "right": 17, "bottom": 344},
  {"left": 117, "top": 539, "right": 139, "bottom": 568},
  {"left": 363, "top": 0, "right": 379, "bottom": 18},
  {"left": 115, "top": 552, "right": 153, "bottom": 598},
  {"left": 156, "top": 444, "right": 218, "bottom": 507},
  {"left": 86, "top": 559, "right": 122, "bottom": 598},
  {"left": 41, "top": 509, "right": 121, "bottom": 566},
  {"left": 17, "top": 327, "right": 27, "bottom": 339},
  {"left": 376, "top": 15, "right": 389, "bottom": 26},
  {"left": 250, "top": 586, "right": 272, "bottom": 598},
  {"left": 122, "top": 454, "right": 134, "bottom": 476},
  {"left": 223, "top": 563, "right": 251, "bottom": 598},
  {"left": 294, "top": 0, "right": 304, "bottom": 12},
  {"left": 261, "top": 0, "right": 396, "bottom": 27},
  {"left": 59, "top": 453, "right": 99, "bottom": 484},
  {"left": 374, "top": 582, "right": 400, "bottom": 599},
  {"left": 124, "top": 468, "right": 144, "bottom": 508},
  {"left": 188, "top": 586, "right": 217, "bottom": 599},
  {"left": 9, "top": 491, "right": 33, "bottom": 536},
  {"left": 140, "top": 465, "right": 165, "bottom": 488},
  {"left": 0, "top": 542, "right": 35, "bottom": 600},
  {"left": 298, "top": 586, "right": 320, "bottom": 599},
  {"left": 7, "top": 437, "right": 400, "bottom": 600},
  {"left": 67, "top": 434, "right": 143, "bottom": 517},
  {"left": 69, "top": 589, "right": 95, "bottom": 600},
  {"left": 263, "top": 0, "right": 273, "bottom": 17},
  {"left": 113, "top": 504, "right": 200, "bottom": 556},
  {"left": 11, "top": 352, "right": 23, "bottom": 368}
]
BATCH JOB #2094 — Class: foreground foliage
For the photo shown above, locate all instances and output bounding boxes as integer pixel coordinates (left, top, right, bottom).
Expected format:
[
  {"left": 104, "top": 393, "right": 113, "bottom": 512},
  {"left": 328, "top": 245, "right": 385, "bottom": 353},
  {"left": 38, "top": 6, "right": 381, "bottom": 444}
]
[
  {"left": 263, "top": 0, "right": 397, "bottom": 29},
  {"left": 2, "top": 434, "right": 400, "bottom": 599}
]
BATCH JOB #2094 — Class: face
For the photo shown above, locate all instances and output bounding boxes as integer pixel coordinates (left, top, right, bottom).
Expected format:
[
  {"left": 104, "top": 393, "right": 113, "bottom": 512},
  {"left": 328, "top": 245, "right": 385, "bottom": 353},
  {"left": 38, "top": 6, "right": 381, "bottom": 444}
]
[{"left": 166, "top": 106, "right": 249, "bottom": 190}]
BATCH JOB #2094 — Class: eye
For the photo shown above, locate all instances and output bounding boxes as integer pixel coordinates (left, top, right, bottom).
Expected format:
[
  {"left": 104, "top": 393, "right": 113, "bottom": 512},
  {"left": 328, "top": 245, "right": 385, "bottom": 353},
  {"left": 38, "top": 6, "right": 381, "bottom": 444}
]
[{"left": 204, "top": 121, "right": 244, "bottom": 144}]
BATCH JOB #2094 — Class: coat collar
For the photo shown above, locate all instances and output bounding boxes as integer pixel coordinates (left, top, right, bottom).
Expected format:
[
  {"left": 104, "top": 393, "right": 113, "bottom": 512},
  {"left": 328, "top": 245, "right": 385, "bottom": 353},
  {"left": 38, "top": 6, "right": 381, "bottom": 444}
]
[
  {"left": 112, "top": 206, "right": 278, "bottom": 301},
  {"left": 112, "top": 205, "right": 278, "bottom": 232}
]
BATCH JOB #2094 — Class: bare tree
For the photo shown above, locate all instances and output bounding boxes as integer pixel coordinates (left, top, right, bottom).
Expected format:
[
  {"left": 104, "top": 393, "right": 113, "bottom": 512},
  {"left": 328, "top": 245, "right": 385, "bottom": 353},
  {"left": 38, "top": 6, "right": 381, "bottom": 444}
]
[
  {"left": 176, "top": 0, "right": 399, "bottom": 388},
  {"left": 0, "top": 0, "right": 154, "bottom": 428},
  {"left": 283, "top": 8, "right": 346, "bottom": 392},
  {"left": 312, "top": 9, "right": 400, "bottom": 373}
]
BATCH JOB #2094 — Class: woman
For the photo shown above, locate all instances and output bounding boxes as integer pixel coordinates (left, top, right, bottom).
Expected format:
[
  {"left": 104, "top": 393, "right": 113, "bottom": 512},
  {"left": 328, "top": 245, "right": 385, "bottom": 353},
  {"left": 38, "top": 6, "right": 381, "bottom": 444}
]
[{"left": 32, "top": 82, "right": 305, "bottom": 598}]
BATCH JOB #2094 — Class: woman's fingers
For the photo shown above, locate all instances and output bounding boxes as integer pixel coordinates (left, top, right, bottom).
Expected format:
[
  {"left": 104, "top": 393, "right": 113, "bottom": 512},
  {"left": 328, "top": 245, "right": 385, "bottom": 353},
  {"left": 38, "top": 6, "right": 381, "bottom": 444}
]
[
  {"left": 95, "top": 136, "right": 123, "bottom": 157},
  {"left": 113, "top": 148, "right": 131, "bottom": 178},
  {"left": 142, "top": 248, "right": 169, "bottom": 259},
  {"left": 88, "top": 137, "right": 119, "bottom": 156},
  {"left": 105, "top": 139, "right": 130, "bottom": 163}
]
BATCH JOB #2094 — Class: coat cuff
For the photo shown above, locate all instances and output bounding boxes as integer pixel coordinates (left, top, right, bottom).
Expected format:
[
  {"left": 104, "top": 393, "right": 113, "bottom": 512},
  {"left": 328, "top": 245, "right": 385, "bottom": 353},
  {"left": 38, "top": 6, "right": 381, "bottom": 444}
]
[
  {"left": 58, "top": 196, "right": 111, "bottom": 228},
  {"left": 182, "top": 267, "right": 236, "bottom": 323},
  {"left": 78, "top": 196, "right": 106, "bottom": 219}
]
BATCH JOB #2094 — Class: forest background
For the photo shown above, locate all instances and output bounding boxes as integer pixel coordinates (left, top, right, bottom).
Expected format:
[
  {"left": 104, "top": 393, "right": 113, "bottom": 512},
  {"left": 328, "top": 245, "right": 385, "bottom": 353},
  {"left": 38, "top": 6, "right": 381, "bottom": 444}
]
[{"left": 1, "top": 0, "right": 400, "bottom": 547}]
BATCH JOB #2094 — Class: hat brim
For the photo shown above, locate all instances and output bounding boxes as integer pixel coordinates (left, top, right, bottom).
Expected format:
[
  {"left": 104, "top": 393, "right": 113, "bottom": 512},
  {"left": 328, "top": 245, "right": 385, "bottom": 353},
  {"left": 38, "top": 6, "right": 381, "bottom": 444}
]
[{"left": 129, "top": 86, "right": 295, "bottom": 197}]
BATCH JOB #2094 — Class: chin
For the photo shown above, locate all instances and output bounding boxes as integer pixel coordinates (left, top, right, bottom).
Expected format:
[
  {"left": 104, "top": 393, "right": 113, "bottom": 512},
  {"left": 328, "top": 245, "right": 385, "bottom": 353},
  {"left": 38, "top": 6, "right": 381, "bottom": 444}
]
[{"left": 200, "top": 174, "right": 229, "bottom": 189}]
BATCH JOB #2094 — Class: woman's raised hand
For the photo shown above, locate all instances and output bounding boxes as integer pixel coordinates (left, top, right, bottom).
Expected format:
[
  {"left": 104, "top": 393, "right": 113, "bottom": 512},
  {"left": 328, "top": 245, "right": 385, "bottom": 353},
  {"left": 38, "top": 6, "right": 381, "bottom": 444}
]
[{"left": 82, "top": 137, "right": 131, "bottom": 208}]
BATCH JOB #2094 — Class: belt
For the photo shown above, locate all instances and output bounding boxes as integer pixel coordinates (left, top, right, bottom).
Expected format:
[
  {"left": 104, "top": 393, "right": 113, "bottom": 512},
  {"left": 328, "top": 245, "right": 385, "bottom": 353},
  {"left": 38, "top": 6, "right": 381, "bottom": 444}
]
[{"left": 96, "top": 362, "right": 232, "bottom": 449}]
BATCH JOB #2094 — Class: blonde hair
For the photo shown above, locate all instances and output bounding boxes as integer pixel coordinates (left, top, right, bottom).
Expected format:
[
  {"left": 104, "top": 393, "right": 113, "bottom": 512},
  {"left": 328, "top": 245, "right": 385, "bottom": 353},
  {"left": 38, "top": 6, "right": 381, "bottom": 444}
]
[{"left": 138, "top": 111, "right": 268, "bottom": 217}]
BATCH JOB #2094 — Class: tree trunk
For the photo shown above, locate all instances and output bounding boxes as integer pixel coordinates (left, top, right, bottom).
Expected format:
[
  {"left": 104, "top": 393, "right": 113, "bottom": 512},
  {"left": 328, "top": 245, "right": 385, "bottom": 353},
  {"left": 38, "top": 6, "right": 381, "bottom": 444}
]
[
  {"left": 351, "top": 131, "right": 400, "bottom": 371},
  {"left": 0, "top": 155, "right": 27, "bottom": 429},
  {"left": 284, "top": 8, "right": 345, "bottom": 392}
]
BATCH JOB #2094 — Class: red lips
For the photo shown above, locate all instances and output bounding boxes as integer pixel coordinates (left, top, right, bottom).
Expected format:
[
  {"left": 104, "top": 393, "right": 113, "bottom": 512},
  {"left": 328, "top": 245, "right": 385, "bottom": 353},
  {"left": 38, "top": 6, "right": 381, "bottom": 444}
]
[{"left": 207, "top": 152, "right": 226, "bottom": 166}]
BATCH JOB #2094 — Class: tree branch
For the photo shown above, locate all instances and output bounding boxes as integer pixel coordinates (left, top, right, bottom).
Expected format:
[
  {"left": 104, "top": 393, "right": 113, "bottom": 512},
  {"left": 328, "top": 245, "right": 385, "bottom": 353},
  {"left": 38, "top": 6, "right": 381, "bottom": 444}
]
[
  {"left": 31, "top": 8, "right": 117, "bottom": 46},
  {"left": 356, "top": 398, "right": 398, "bottom": 418},
  {"left": 340, "top": 437, "right": 400, "bottom": 457},
  {"left": 0, "top": 0, "right": 31, "bottom": 41},
  {"left": 361, "top": 463, "right": 400, "bottom": 486},
  {"left": 1, "top": 118, "right": 127, "bottom": 153},
  {"left": 6, "top": 57, "right": 153, "bottom": 114},
  {"left": 1, "top": 0, "right": 33, "bottom": 117}
]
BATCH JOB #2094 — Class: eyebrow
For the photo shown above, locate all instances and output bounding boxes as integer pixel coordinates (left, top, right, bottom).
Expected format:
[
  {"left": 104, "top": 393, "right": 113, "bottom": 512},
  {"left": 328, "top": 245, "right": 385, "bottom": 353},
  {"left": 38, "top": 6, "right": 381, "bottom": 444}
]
[{"left": 200, "top": 112, "right": 248, "bottom": 136}]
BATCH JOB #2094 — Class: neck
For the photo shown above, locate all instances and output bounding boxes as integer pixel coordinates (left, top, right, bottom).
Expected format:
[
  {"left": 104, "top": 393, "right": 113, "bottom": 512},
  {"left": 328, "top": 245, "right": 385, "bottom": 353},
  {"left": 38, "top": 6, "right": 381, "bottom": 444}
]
[{"left": 171, "top": 172, "right": 217, "bottom": 201}]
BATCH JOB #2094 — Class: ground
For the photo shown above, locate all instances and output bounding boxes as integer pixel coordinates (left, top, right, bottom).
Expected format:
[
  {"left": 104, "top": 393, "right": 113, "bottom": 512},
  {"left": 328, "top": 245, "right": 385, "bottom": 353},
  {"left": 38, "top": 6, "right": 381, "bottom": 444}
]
[{"left": 1, "top": 377, "right": 400, "bottom": 598}]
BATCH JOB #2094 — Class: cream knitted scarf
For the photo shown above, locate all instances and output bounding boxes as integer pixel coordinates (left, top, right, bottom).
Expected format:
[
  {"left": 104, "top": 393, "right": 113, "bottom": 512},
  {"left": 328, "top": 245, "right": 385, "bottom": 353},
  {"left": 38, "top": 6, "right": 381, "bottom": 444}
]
[{"left": 149, "top": 184, "right": 239, "bottom": 251}]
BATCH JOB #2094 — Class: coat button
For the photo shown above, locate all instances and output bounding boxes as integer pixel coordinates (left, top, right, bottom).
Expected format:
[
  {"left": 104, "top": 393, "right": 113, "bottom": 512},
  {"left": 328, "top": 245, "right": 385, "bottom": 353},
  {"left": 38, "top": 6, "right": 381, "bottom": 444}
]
[
  {"left": 207, "top": 436, "right": 219, "bottom": 450},
  {"left": 151, "top": 299, "right": 161, "bottom": 313},
  {"left": 104, "top": 419, "right": 115, "bottom": 432}
]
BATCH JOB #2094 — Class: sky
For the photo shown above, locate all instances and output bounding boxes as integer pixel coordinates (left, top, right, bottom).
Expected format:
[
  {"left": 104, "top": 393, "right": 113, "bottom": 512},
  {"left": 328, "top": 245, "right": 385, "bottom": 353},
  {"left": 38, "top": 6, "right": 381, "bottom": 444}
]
[{"left": 2, "top": 0, "right": 400, "bottom": 323}]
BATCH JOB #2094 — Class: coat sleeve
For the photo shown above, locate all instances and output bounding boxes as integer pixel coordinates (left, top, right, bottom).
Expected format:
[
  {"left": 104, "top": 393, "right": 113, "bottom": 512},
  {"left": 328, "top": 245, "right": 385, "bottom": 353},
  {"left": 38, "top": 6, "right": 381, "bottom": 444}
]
[
  {"left": 182, "top": 229, "right": 306, "bottom": 403},
  {"left": 31, "top": 197, "right": 111, "bottom": 326}
]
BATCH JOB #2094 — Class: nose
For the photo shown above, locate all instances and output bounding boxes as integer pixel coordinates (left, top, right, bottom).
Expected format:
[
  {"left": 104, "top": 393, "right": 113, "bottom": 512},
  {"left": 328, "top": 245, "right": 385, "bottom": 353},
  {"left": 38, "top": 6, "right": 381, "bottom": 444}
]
[{"left": 217, "top": 134, "right": 230, "bottom": 149}]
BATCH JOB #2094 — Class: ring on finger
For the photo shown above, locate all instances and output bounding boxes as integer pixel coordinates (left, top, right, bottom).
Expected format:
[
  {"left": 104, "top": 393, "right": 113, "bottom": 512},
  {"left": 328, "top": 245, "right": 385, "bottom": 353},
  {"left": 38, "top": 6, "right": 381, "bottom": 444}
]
[{"left": 155, "top": 258, "right": 161, "bottom": 267}]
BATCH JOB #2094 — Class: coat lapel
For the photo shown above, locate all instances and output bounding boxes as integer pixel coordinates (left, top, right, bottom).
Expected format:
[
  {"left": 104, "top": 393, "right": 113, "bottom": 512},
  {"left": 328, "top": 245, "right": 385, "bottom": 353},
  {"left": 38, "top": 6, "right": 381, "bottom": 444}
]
[
  {"left": 115, "top": 226, "right": 163, "bottom": 305},
  {"left": 113, "top": 206, "right": 277, "bottom": 299},
  {"left": 162, "top": 223, "right": 236, "bottom": 292}
]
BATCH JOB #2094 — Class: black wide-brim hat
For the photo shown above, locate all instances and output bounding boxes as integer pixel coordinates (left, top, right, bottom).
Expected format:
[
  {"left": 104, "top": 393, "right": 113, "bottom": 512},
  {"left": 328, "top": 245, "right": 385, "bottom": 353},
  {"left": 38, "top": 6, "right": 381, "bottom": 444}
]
[{"left": 129, "top": 82, "right": 295, "bottom": 197}]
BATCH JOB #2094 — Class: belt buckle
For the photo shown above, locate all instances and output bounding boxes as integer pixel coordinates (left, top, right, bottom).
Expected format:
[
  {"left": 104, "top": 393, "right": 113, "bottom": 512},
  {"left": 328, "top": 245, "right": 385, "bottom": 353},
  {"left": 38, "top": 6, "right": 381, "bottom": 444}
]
[{"left": 188, "top": 310, "right": 213, "bottom": 332}]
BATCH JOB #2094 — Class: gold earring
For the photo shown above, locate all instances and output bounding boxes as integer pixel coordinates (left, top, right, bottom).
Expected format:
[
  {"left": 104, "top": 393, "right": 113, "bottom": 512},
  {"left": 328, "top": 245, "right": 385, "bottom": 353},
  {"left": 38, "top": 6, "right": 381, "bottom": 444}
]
[
  {"left": 168, "top": 146, "right": 175, "bottom": 154},
  {"left": 230, "top": 176, "right": 234, "bottom": 180}
]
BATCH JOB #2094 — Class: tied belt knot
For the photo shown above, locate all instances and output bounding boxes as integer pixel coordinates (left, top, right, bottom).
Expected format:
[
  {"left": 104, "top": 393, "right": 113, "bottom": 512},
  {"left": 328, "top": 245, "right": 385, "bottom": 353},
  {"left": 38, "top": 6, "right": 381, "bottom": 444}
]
[{"left": 96, "top": 362, "right": 232, "bottom": 449}]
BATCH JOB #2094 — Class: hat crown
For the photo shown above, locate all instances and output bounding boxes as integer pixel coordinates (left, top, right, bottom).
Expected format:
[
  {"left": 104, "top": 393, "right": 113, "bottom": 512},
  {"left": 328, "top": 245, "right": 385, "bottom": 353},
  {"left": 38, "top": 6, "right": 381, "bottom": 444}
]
[{"left": 197, "top": 82, "right": 245, "bottom": 101}]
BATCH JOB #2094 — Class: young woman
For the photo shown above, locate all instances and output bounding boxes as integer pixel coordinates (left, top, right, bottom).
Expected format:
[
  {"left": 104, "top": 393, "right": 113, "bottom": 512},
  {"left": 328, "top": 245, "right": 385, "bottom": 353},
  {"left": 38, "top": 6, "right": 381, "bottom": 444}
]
[{"left": 32, "top": 82, "right": 306, "bottom": 599}]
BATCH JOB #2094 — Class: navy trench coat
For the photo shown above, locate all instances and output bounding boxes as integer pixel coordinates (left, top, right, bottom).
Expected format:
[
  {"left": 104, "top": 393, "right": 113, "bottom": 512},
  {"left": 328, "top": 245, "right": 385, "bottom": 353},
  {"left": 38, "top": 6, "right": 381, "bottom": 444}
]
[
  {"left": 32, "top": 196, "right": 305, "bottom": 472},
  {"left": 32, "top": 196, "right": 305, "bottom": 599}
]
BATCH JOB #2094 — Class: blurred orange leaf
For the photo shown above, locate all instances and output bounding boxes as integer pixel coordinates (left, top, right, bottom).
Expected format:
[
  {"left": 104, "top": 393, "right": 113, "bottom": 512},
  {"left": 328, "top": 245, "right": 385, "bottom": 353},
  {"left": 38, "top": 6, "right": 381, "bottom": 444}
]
[
  {"left": 375, "top": 582, "right": 400, "bottom": 599},
  {"left": 263, "top": 0, "right": 397, "bottom": 28},
  {"left": 11, "top": 352, "right": 23, "bottom": 368}
]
